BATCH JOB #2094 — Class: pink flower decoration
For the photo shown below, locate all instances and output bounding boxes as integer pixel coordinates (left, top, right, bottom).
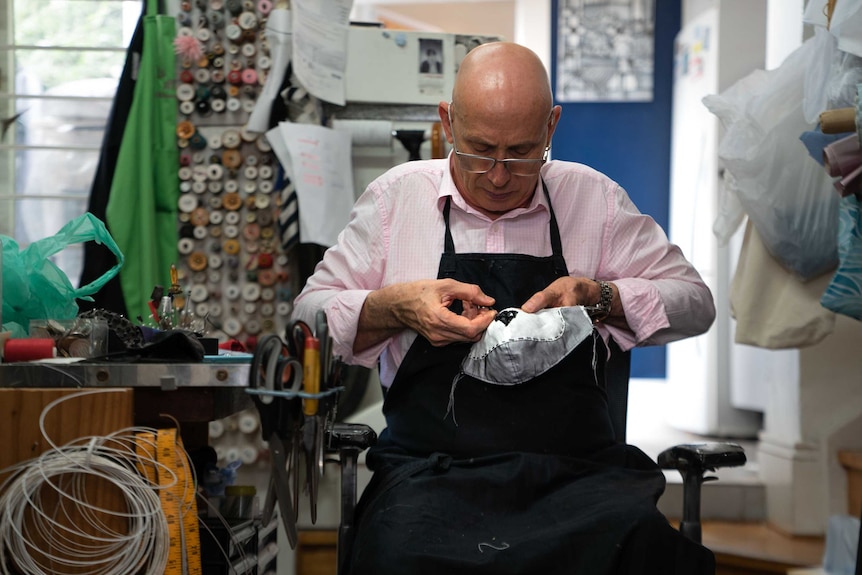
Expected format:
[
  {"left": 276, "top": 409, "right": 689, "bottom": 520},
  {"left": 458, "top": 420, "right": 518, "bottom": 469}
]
[{"left": 174, "top": 35, "right": 204, "bottom": 62}]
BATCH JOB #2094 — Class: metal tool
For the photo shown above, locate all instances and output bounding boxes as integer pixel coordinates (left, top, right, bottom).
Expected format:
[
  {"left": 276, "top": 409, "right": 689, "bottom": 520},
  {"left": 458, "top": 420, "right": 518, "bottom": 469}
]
[
  {"left": 249, "top": 334, "right": 303, "bottom": 548},
  {"left": 282, "top": 315, "right": 340, "bottom": 525},
  {"left": 307, "top": 310, "right": 336, "bottom": 524},
  {"left": 286, "top": 319, "right": 313, "bottom": 521},
  {"left": 302, "top": 325, "right": 322, "bottom": 524}
]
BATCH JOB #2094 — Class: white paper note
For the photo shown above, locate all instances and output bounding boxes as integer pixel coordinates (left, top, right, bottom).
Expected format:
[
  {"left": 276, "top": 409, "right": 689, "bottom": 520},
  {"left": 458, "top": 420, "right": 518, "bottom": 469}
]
[
  {"left": 292, "top": 0, "right": 354, "bottom": 106},
  {"left": 267, "top": 122, "right": 354, "bottom": 247}
]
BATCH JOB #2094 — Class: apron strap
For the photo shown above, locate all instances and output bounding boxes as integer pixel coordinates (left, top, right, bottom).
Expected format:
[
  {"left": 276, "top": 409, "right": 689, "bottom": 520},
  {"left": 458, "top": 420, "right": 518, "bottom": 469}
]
[
  {"left": 440, "top": 198, "right": 458, "bottom": 277},
  {"left": 541, "top": 180, "right": 569, "bottom": 277}
]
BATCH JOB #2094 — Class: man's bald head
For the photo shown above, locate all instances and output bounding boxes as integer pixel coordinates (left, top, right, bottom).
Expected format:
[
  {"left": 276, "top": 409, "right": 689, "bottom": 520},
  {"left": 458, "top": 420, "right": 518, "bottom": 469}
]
[{"left": 452, "top": 42, "right": 553, "bottom": 126}]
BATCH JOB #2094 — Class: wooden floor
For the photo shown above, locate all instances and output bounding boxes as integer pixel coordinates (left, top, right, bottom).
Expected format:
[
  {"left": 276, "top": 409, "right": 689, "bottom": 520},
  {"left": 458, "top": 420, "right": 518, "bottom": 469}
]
[{"left": 701, "top": 521, "right": 825, "bottom": 575}]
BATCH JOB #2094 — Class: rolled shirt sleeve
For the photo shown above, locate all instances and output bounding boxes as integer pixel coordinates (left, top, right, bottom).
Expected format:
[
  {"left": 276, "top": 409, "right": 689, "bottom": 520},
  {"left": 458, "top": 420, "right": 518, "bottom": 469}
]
[{"left": 591, "top": 178, "right": 716, "bottom": 350}]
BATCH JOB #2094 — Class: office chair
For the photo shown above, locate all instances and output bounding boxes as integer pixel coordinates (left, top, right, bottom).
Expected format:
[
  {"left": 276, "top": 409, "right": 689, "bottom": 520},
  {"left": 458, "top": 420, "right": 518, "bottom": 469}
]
[{"left": 325, "top": 338, "right": 746, "bottom": 573}]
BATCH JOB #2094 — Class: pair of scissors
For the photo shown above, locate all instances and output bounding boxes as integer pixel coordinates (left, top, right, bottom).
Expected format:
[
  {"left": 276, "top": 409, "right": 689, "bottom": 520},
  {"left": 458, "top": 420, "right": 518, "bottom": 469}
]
[
  {"left": 249, "top": 334, "right": 303, "bottom": 548},
  {"left": 306, "top": 310, "right": 336, "bottom": 524},
  {"left": 283, "top": 314, "right": 336, "bottom": 525}
]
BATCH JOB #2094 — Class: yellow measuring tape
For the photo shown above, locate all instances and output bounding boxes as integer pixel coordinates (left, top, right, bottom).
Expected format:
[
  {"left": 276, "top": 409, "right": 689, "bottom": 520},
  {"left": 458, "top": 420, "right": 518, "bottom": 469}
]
[{"left": 136, "top": 428, "right": 202, "bottom": 575}]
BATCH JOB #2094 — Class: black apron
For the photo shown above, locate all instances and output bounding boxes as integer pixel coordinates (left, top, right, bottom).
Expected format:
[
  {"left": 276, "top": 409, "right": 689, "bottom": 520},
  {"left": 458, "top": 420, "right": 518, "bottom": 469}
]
[{"left": 346, "top": 184, "right": 715, "bottom": 575}]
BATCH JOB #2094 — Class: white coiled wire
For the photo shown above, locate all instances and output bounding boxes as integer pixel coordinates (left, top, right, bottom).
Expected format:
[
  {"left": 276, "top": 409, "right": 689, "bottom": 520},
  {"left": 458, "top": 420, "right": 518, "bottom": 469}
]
[{"left": 0, "top": 389, "right": 193, "bottom": 575}]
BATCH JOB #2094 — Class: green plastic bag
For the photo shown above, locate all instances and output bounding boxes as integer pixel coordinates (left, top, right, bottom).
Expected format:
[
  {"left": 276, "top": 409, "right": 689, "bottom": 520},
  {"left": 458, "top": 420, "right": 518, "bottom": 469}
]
[{"left": 1, "top": 212, "right": 124, "bottom": 336}]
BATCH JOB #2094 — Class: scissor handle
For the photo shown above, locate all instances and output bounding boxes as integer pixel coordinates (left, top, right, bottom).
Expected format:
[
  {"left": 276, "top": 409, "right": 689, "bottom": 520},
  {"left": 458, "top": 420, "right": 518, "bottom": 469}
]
[
  {"left": 277, "top": 356, "right": 304, "bottom": 394},
  {"left": 251, "top": 335, "right": 288, "bottom": 405},
  {"left": 286, "top": 319, "right": 313, "bottom": 358},
  {"left": 251, "top": 336, "right": 306, "bottom": 396}
]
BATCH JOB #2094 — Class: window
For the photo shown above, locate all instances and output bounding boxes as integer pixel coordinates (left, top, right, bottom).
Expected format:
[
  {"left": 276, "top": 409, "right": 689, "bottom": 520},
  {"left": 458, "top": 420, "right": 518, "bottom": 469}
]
[{"left": 0, "top": 0, "right": 142, "bottom": 286}]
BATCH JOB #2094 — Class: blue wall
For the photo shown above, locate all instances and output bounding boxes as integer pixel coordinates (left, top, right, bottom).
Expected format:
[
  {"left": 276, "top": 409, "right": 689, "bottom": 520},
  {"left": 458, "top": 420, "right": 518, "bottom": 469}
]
[{"left": 550, "top": 0, "right": 682, "bottom": 378}]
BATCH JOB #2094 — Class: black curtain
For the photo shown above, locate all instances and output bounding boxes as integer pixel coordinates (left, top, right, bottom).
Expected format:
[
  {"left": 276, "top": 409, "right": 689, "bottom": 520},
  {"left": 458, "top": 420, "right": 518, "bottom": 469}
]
[{"left": 78, "top": 2, "right": 148, "bottom": 317}]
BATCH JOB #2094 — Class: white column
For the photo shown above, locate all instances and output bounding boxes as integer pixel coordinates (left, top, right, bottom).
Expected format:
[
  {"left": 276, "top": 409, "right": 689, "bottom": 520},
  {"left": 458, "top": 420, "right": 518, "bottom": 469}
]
[{"left": 514, "top": 0, "right": 552, "bottom": 74}]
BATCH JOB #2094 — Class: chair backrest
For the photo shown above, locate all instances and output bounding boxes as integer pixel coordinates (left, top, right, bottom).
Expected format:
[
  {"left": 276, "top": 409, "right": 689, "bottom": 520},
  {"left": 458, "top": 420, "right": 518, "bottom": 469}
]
[{"left": 604, "top": 338, "right": 632, "bottom": 444}]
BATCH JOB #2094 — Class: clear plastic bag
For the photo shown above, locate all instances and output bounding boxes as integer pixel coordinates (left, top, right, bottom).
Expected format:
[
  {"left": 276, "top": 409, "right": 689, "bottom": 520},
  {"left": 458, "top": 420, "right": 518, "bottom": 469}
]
[{"left": 704, "top": 35, "right": 839, "bottom": 281}]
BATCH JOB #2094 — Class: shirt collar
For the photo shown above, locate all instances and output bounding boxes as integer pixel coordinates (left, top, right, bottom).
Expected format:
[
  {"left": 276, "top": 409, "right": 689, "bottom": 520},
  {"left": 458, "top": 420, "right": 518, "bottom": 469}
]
[{"left": 437, "top": 153, "right": 551, "bottom": 221}]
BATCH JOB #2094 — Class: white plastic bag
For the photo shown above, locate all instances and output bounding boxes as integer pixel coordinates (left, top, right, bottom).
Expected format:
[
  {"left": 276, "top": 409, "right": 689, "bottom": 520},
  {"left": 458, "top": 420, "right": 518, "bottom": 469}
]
[
  {"left": 824, "top": 0, "right": 862, "bottom": 60},
  {"left": 802, "top": 26, "right": 837, "bottom": 124},
  {"left": 803, "top": 8, "right": 862, "bottom": 123},
  {"left": 704, "top": 35, "right": 839, "bottom": 280}
]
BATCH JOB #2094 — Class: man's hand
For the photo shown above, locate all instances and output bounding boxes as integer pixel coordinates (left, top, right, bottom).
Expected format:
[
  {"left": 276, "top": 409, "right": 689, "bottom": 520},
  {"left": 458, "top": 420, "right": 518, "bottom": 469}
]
[
  {"left": 520, "top": 276, "right": 595, "bottom": 312},
  {"left": 521, "top": 277, "right": 627, "bottom": 329},
  {"left": 354, "top": 279, "right": 497, "bottom": 352}
]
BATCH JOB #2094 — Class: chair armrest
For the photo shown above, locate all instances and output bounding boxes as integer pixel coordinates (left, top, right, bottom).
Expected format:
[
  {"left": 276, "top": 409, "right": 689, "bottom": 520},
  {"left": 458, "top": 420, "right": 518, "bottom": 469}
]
[
  {"left": 657, "top": 442, "right": 747, "bottom": 544},
  {"left": 327, "top": 422, "right": 378, "bottom": 452},
  {"left": 327, "top": 422, "right": 377, "bottom": 575},
  {"left": 657, "top": 442, "right": 747, "bottom": 473}
]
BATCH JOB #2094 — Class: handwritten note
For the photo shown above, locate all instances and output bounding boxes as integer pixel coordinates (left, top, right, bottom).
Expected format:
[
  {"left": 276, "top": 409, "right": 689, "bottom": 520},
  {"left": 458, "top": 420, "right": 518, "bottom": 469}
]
[{"left": 267, "top": 122, "right": 355, "bottom": 247}]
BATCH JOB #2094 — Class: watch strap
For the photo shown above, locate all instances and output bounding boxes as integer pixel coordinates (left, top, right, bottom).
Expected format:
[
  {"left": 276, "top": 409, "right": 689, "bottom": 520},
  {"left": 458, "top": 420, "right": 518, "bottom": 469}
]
[{"left": 592, "top": 279, "right": 613, "bottom": 323}]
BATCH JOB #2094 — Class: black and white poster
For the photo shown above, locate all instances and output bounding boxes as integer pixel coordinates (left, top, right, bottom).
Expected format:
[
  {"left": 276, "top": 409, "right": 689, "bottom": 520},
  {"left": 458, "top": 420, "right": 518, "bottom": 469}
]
[{"left": 556, "top": 0, "right": 656, "bottom": 102}]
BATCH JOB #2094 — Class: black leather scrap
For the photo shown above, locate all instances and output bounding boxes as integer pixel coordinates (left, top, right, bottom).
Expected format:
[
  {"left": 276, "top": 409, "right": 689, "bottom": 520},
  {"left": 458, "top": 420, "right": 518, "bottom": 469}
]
[{"left": 85, "top": 329, "right": 205, "bottom": 363}]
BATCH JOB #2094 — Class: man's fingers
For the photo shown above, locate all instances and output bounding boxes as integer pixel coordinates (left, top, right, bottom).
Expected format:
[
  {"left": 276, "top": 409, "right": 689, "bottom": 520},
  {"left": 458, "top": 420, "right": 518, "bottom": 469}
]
[
  {"left": 426, "top": 308, "right": 496, "bottom": 346},
  {"left": 521, "top": 290, "right": 550, "bottom": 313},
  {"left": 442, "top": 279, "right": 495, "bottom": 309}
]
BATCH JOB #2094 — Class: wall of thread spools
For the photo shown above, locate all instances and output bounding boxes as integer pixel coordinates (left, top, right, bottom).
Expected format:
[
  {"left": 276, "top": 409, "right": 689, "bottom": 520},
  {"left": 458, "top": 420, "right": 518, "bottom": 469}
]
[
  {"left": 208, "top": 407, "right": 269, "bottom": 470},
  {"left": 172, "top": 0, "right": 299, "bottom": 350}
]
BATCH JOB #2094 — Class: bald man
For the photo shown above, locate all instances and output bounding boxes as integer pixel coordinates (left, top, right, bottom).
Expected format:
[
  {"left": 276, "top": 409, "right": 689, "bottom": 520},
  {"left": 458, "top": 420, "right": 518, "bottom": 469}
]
[{"left": 293, "top": 42, "right": 716, "bottom": 574}]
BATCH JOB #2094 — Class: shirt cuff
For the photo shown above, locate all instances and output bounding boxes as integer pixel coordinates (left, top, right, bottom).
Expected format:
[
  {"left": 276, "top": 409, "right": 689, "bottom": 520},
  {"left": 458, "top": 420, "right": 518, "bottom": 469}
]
[{"left": 609, "top": 277, "right": 670, "bottom": 350}]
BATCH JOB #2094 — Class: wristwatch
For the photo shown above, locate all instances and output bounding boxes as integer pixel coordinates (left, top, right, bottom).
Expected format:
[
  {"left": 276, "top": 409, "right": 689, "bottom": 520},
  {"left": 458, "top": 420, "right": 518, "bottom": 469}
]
[{"left": 588, "top": 279, "right": 613, "bottom": 323}]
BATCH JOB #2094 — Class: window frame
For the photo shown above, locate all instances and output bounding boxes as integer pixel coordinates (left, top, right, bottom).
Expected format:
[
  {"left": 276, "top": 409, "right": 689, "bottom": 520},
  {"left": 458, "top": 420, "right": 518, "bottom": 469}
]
[{"left": 0, "top": 0, "right": 142, "bottom": 285}]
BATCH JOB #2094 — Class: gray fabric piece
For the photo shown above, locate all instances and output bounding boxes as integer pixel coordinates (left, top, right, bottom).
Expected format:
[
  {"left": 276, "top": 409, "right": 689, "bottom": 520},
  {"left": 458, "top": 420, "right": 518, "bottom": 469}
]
[{"left": 459, "top": 306, "right": 594, "bottom": 385}]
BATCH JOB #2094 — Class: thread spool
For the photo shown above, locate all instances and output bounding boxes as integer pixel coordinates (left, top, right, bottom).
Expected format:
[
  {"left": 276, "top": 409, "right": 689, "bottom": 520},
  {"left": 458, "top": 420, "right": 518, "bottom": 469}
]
[
  {"left": 820, "top": 107, "right": 856, "bottom": 134},
  {"left": 238, "top": 412, "right": 259, "bottom": 434},
  {"left": 3, "top": 338, "right": 57, "bottom": 362},
  {"left": 239, "top": 445, "right": 259, "bottom": 464},
  {"left": 208, "top": 420, "right": 225, "bottom": 439},
  {"left": 224, "top": 447, "right": 240, "bottom": 463}
]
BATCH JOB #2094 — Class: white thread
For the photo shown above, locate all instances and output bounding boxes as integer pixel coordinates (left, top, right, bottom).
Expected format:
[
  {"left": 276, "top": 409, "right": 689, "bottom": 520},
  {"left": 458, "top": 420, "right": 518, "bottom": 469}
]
[
  {"left": 477, "top": 541, "right": 510, "bottom": 552},
  {"left": 0, "top": 390, "right": 179, "bottom": 574},
  {"left": 0, "top": 388, "right": 257, "bottom": 574},
  {"left": 445, "top": 373, "right": 464, "bottom": 426},
  {"left": 0, "top": 438, "right": 170, "bottom": 574}
]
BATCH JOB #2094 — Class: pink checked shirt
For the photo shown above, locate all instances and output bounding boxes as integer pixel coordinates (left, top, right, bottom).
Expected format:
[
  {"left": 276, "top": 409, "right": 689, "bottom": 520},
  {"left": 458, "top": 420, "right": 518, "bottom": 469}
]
[{"left": 292, "top": 158, "right": 715, "bottom": 388}]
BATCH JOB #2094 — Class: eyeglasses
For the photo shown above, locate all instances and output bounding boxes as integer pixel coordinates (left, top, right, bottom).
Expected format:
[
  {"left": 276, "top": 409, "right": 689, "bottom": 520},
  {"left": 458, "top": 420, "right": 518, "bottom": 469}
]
[{"left": 448, "top": 102, "right": 550, "bottom": 177}]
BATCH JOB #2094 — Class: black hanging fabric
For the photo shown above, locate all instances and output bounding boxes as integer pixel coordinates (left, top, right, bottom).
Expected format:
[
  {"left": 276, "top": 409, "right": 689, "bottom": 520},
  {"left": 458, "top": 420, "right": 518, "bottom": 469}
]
[
  {"left": 78, "top": 1, "right": 148, "bottom": 317},
  {"left": 268, "top": 61, "right": 294, "bottom": 129}
]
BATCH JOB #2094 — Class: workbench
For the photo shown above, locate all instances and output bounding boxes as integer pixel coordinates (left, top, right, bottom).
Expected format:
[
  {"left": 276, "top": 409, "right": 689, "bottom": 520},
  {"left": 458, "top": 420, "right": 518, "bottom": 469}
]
[
  {"left": 0, "top": 359, "right": 267, "bottom": 573},
  {"left": 0, "top": 359, "right": 254, "bottom": 465}
]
